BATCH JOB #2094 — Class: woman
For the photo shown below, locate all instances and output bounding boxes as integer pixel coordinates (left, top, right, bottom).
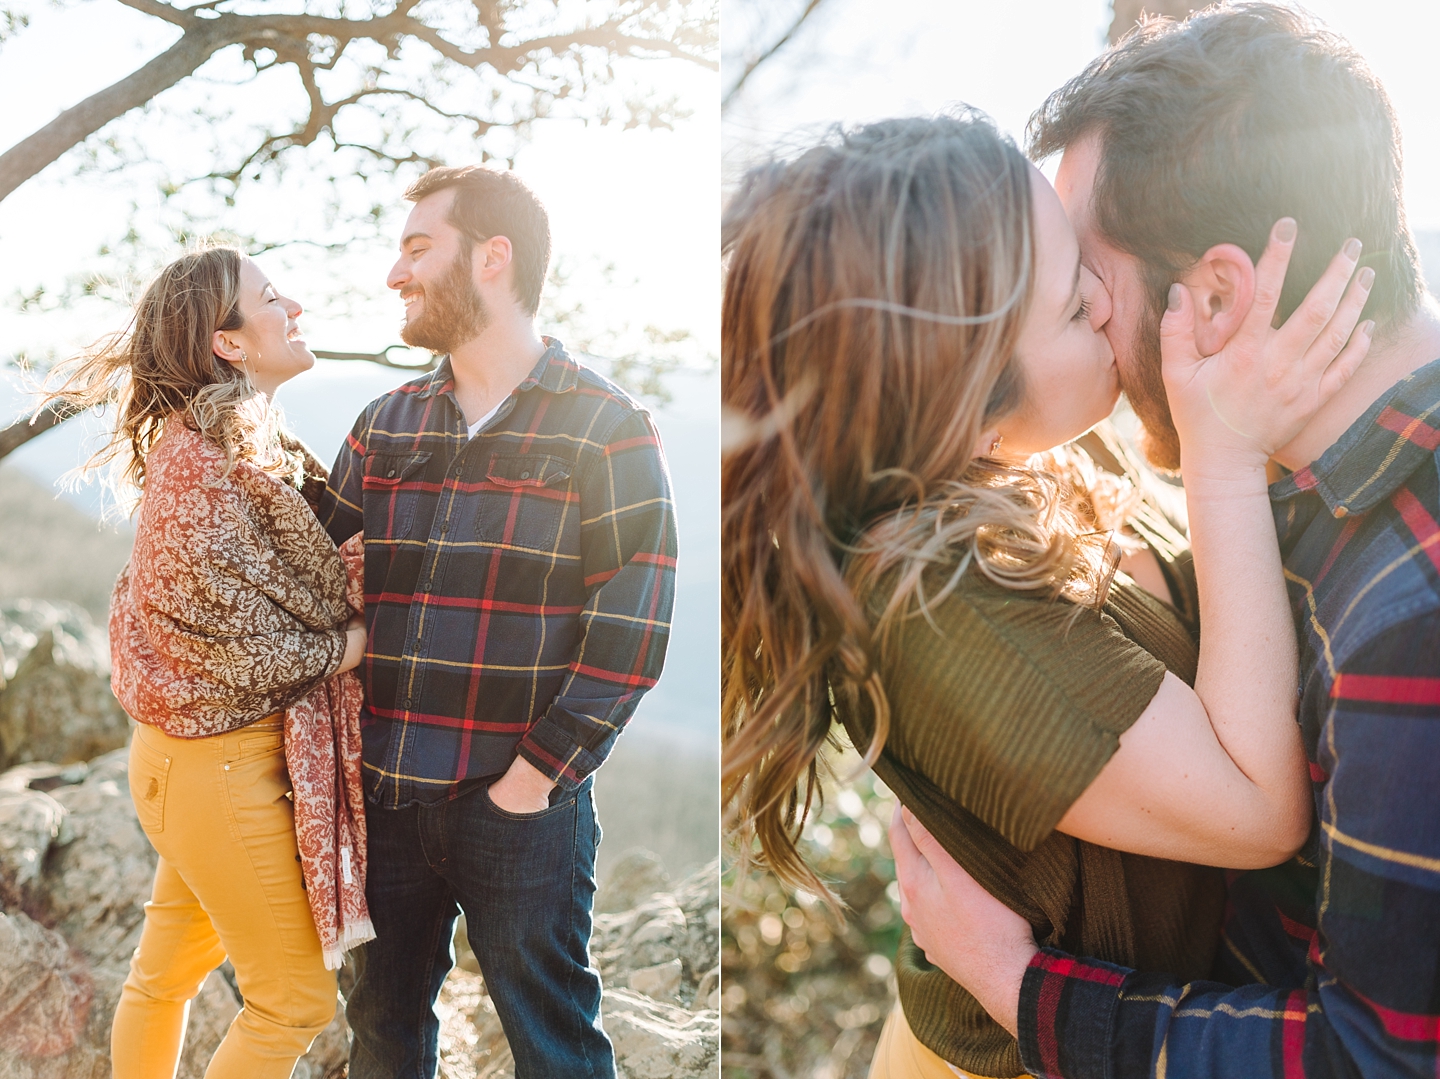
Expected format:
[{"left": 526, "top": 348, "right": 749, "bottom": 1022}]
[
  {"left": 720, "top": 113, "right": 1372, "bottom": 1077},
  {"left": 41, "top": 246, "right": 364, "bottom": 1078}
]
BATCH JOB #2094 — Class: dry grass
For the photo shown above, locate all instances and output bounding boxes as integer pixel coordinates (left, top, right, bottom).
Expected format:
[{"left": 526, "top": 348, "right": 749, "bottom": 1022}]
[{"left": 0, "top": 466, "right": 133, "bottom": 623}]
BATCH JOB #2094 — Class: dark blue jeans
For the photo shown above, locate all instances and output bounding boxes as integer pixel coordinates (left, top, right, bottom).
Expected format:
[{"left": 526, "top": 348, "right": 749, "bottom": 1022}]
[{"left": 346, "top": 775, "right": 613, "bottom": 1079}]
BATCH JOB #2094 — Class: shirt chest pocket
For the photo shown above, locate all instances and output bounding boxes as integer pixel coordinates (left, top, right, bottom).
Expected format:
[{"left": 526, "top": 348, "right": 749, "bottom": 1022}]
[
  {"left": 362, "top": 451, "right": 433, "bottom": 541},
  {"left": 476, "top": 452, "right": 575, "bottom": 553}
]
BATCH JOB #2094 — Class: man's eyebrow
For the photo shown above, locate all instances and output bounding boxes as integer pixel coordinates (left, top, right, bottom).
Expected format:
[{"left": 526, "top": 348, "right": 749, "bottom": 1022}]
[{"left": 400, "top": 230, "right": 432, "bottom": 249}]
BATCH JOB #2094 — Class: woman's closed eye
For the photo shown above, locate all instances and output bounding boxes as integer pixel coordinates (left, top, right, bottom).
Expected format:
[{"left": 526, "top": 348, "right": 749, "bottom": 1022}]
[{"left": 1072, "top": 296, "right": 1092, "bottom": 323}]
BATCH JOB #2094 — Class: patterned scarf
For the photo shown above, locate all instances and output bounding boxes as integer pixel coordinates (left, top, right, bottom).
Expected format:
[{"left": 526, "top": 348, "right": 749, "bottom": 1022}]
[{"left": 283, "top": 532, "right": 374, "bottom": 969}]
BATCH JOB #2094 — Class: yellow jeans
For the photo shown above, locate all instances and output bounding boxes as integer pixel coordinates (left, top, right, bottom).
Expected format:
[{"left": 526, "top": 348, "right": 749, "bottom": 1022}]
[
  {"left": 111, "top": 718, "right": 337, "bottom": 1079},
  {"left": 868, "top": 1003, "right": 1021, "bottom": 1079}
]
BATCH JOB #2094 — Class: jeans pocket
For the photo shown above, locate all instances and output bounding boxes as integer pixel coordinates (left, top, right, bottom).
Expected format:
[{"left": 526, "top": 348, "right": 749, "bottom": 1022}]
[
  {"left": 128, "top": 730, "right": 172, "bottom": 835},
  {"left": 481, "top": 782, "right": 574, "bottom": 822},
  {"left": 222, "top": 739, "right": 294, "bottom": 842},
  {"left": 235, "top": 730, "right": 285, "bottom": 761}
]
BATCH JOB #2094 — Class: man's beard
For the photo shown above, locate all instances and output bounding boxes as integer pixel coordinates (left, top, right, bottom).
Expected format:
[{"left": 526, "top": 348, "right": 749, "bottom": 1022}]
[
  {"left": 400, "top": 248, "right": 489, "bottom": 354},
  {"left": 1126, "top": 288, "right": 1182, "bottom": 472}
]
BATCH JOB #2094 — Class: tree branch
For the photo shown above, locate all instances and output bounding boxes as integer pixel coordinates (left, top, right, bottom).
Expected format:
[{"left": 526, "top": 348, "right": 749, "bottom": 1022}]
[
  {"left": 0, "top": 349, "right": 434, "bottom": 464},
  {"left": 0, "top": 401, "right": 79, "bottom": 462},
  {"left": 112, "top": 0, "right": 192, "bottom": 28},
  {"left": 723, "top": 0, "right": 828, "bottom": 110},
  {"left": 313, "top": 347, "right": 438, "bottom": 371},
  {"left": 0, "top": 25, "right": 227, "bottom": 202}
]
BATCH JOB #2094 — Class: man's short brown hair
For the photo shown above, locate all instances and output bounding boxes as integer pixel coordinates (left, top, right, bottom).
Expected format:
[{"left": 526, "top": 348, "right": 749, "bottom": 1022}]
[
  {"left": 1029, "top": 2, "right": 1424, "bottom": 330},
  {"left": 405, "top": 165, "right": 551, "bottom": 316}
]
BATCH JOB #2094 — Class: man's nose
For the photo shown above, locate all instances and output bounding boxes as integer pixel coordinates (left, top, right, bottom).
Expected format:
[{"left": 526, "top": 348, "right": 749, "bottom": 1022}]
[{"left": 387, "top": 259, "right": 408, "bottom": 291}]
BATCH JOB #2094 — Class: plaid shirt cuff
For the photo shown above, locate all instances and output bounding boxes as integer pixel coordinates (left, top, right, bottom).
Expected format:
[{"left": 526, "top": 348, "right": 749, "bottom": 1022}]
[
  {"left": 515, "top": 726, "right": 605, "bottom": 791},
  {"left": 1018, "top": 947, "right": 1130, "bottom": 1079}
]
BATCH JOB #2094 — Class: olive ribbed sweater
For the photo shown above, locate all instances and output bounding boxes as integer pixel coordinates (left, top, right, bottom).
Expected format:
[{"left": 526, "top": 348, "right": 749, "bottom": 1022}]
[{"left": 842, "top": 568, "right": 1226, "bottom": 1077}]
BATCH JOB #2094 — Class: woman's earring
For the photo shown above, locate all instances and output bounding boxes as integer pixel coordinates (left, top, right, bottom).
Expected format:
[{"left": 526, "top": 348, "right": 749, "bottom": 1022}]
[{"left": 990, "top": 435, "right": 1004, "bottom": 455}]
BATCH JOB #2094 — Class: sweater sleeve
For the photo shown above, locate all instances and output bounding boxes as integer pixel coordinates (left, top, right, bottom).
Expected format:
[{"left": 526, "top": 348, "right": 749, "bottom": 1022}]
[
  {"left": 1016, "top": 612, "right": 1440, "bottom": 1079},
  {"left": 878, "top": 576, "right": 1169, "bottom": 851}
]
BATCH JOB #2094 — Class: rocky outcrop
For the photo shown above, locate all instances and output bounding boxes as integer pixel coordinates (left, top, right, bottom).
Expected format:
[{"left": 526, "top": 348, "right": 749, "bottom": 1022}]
[
  {"left": 0, "top": 605, "right": 717, "bottom": 1077},
  {"left": 0, "top": 913, "right": 93, "bottom": 1061},
  {"left": 0, "top": 749, "right": 347, "bottom": 1079},
  {"left": 0, "top": 747, "right": 717, "bottom": 1078},
  {"left": 0, "top": 602, "right": 130, "bottom": 774}
]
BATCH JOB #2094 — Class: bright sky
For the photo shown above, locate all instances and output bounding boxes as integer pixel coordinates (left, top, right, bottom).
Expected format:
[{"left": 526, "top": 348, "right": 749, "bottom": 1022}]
[{"left": 723, "top": 0, "right": 1440, "bottom": 233}]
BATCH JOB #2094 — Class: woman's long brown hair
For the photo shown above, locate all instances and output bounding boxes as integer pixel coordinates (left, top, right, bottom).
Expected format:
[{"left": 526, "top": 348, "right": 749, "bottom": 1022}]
[
  {"left": 37, "top": 245, "right": 298, "bottom": 506},
  {"left": 722, "top": 113, "right": 1114, "bottom": 901}
]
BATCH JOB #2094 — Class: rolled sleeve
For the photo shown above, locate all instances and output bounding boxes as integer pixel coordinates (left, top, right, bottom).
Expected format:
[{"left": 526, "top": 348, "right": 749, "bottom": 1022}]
[
  {"left": 516, "top": 408, "right": 677, "bottom": 788},
  {"left": 1015, "top": 613, "right": 1440, "bottom": 1079}
]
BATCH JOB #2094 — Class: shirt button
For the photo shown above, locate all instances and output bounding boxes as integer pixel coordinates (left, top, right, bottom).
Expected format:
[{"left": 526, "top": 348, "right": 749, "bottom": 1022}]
[
  {"left": 520, "top": 471, "right": 531, "bottom": 480},
  {"left": 387, "top": 469, "right": 396, "bottom": 478}
]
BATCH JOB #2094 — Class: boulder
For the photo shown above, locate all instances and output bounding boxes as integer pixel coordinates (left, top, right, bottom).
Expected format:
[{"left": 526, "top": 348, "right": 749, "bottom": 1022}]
[
  {"left": 602, "top": 988, "right": 719, "bottom": 1079},
  {"left": 0, "top": 747, "right": 346, "bottom": 1079},
  {"left": 596, "top": 848, "right": 671, "bottom": 914},
  {"left": 627, "top": 959, "right": 683, "bottom": 1003},
  {"left": 0, "top": 602, "right": 130, "bottom": 773},
  {"left": 593, "top": 858, "right": 720, "bottom": 1012},
  {"left": 0, "top": 785, "right": 67, "bottom": 912},
  {"left": 0, "top": 912, "right": 94, "bottom": 1064},
  {"left": 0, "top": 730, "right": 709, "bottom": 1079},
  {"left": 452, "top": 977, "right": 719, "bottom": 1079}
]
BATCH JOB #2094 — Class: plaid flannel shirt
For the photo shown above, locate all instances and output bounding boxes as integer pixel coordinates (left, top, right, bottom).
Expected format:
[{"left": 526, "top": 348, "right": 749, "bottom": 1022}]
[
  {"left": 1016, "top": 356, "right": 1440, "bottom": 1079},
  {"left": 319, "top": 339, "right": 676, "bottom": 808}
]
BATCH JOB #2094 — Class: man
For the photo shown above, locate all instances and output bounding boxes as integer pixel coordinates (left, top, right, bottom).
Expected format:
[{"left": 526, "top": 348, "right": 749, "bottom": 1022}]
[
  {"left": 891, "top": 5, "right": 1440, "bottom": 1077},
  {"left": 319, "top": 165, "right": 676, "bottom": 1077}
]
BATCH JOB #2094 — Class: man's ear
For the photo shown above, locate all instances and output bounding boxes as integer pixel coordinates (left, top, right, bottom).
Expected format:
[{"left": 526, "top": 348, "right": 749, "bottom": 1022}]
[
  {"left": 474, "top": 235, "right": 514, "bottom": 284},
  {"left": 1178, "top": 243, "right": 1255, "bottom": 356}
]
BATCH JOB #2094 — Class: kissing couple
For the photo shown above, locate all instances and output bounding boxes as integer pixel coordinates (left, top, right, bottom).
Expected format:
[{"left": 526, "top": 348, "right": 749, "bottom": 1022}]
[
  {"left": 43, "top": 166, "right": 675, "bottom": 1077},
  {"left": 722, "top": 4, "right": 1440, "bottom": 1078}
]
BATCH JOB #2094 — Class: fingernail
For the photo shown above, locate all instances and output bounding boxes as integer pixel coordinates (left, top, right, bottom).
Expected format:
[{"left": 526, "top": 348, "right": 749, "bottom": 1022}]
[
  {"left": 1362, "top": 319, "right": 1376, "bottom": 337},
  {"left": 1344, "top": 238, "right": 1363, "bottom": 260},
  {"left": 1167, "top": 283, "right": 1184, "bottom": 311},
  {"left": 1358, "top": 266, "right": 1375, "bottom": 289},
  {"left": 1275, "top": 218, "right": 1297, "bottom": 243}
]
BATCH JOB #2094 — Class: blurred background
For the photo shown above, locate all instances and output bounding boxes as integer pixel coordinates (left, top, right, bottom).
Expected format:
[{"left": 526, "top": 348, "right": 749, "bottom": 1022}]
[
  {"left": 0, "top": 0, "right": 719, "bottom": 883},
  {"left": 719, "top": 2, "right": 1440, "bottom": 1077}
]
